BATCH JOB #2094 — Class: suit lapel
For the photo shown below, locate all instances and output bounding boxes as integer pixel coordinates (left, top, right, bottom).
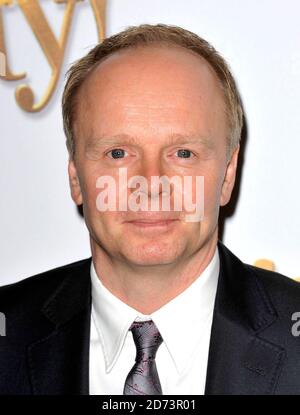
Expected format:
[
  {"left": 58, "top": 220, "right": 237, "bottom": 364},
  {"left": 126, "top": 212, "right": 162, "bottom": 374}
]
[
  {"left": 205, "top": 242, "right": 286, "bottom": 395},
  {"left": 27, "top": 258, "right": 92, "bottom": 395}
]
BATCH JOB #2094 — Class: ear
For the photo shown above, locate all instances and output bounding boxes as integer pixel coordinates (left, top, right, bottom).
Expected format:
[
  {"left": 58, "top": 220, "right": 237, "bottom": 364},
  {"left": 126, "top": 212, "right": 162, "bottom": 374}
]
[
  {"left": 68, "top": 159, "right": 83, "bottom": 205},
  {"left": 220, "top": 145, "right": 240, "bottom": 207}
]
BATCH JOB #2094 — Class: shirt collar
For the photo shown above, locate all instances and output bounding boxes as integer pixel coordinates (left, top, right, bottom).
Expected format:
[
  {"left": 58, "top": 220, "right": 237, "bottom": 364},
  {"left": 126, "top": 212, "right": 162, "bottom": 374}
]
[
  {"left": 91, "top": 265, "right": 149, "bottom": 373},
  {"left": 91, "top": 246, "right": 219, "bottom": 374}
]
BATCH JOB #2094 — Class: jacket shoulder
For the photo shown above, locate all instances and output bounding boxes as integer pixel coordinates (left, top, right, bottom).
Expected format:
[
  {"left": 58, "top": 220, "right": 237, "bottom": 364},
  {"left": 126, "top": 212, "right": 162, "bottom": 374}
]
[
  {"left": 218, "top": 241, "right": 300, "bottom": 311},
  {"left": 245, "top": 263, "right": 300, "bottom": 311},
  {"left": 219, "top": 240, "right": 299, "bottom": 293},
  {"left": 0, "top": 258, "right": 92, "bottom": 312}
]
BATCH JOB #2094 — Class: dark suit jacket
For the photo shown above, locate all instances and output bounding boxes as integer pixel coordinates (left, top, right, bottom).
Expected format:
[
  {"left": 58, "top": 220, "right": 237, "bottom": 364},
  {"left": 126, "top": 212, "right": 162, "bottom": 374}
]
[{"left": 0, "top": 241, "right": 300, "bottom": 395}]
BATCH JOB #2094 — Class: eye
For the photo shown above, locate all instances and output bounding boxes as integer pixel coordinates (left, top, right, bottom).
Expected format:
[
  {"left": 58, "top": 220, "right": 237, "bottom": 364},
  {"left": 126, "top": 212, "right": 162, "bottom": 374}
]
[
  {"left": 107, "top": 148, "right": 127, "bottom": 159},
  {"left": 176, "top": 149, "right": 193, "bottom": 158}
]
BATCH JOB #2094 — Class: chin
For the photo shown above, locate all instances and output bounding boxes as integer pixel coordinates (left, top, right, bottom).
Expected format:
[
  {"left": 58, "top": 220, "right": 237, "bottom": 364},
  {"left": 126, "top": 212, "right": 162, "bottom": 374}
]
[{"left": 121, "top": 242, "right": 183, "bottom": 266}]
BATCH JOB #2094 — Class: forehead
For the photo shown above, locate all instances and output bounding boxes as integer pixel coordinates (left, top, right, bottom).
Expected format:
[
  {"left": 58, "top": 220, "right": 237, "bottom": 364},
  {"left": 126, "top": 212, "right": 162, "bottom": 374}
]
[
  {"left": 82, "top": 44, "right": 224, "bottom": 103},
  {"left": 74, "top": 45, "right": 227, "bottom": 142}
]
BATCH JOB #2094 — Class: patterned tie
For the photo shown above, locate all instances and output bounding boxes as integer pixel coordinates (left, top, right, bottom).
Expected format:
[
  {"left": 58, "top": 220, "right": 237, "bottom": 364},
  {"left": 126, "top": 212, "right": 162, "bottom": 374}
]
[{"left": 123, "top": 319, "right": 163, "bottom": 395}]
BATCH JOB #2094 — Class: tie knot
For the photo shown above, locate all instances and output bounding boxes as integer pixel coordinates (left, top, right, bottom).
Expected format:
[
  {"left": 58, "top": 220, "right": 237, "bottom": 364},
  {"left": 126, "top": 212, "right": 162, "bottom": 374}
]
[{"left": 130, "top": 320, "right": 163, "bottom": 362}]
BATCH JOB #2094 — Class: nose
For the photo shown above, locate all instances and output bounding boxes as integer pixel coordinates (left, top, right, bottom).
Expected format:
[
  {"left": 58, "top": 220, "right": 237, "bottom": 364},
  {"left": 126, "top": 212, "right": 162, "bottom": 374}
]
[
  {"left": 137, "top": 157, "right": 168, "bottom": 198},
  {"left": 125, "top": 153, "right": 182, "bottom": 215}
]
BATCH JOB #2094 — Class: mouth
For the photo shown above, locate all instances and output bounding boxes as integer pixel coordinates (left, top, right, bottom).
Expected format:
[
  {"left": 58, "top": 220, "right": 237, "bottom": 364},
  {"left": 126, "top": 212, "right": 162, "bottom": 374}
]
[
  {"left": 127, "top": 219, "right": 178, "bottom": 227},
  {"left": 124, "top": 218, "right": 180, "bottom": 229}
]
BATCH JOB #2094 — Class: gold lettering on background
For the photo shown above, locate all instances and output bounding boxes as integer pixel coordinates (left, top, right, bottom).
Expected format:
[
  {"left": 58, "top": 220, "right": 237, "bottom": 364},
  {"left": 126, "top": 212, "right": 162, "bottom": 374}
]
[
  {"left": 0, "top": 50, "right": 6, "bottom": 75},
  {"left": 0, "top": 0, "right": 106, "bottom": 112},
  {"left": 0, "top": 1, "right": 26, "bottom": 80}
]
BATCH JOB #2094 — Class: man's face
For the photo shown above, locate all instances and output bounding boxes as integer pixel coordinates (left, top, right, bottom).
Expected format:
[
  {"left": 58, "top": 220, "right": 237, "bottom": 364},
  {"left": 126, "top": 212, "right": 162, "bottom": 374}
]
[{"left": 68, "top": 45, "right": 239, "bottom": 267}]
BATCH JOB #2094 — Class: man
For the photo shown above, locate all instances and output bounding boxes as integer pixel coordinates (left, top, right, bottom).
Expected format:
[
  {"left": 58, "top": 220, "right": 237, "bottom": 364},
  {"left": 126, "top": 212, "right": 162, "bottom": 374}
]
[{"left": 0, "top": 24, "right": 300, "bottom": 395}]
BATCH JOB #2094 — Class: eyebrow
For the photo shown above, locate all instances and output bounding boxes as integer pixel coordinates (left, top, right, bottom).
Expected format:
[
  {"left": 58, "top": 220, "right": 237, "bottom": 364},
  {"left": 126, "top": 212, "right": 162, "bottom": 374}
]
[
  {"left": 165, "top": 133, "right": 214, "bottom": 148},
  {"left": 85, "top": 133, "right": 215, "bottom": 151},
  {"left": 85, "top": 134, "right": 140, "bottom": 148}
]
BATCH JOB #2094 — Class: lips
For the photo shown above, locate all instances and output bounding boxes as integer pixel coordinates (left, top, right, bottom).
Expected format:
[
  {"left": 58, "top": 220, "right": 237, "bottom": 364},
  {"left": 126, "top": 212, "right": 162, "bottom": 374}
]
[
  {"left": 128, "top": 219, "right": 178, "bottom": 225},
  {"left": 124, "top": 212, "right": 180, "bottom": 223},
  {"left": 124, "top": 215, "right": 180, "bottom": 230}
]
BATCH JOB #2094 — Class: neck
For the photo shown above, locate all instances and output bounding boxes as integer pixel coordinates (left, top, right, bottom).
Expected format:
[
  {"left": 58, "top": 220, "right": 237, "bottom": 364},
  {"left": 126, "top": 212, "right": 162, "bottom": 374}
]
[{"left": 91, "top": 230, "right": 218, "bottom": 314}]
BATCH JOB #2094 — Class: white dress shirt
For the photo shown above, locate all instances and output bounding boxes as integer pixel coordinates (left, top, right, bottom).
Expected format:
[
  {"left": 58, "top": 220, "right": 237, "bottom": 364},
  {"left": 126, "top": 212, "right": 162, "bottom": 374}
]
[{"left": 89, "top": 246, "right": 219, "bottom": 395}]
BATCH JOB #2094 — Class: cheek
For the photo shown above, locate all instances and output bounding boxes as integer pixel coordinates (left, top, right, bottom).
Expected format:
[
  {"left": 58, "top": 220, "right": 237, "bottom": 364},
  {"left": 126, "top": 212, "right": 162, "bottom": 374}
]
[
  {"left": 81, "top": 178, "right": 98, "bottom": 209},
  {"left": 78, "top": 168, "right": 106, "bottom": 224},
  {"left": 80, "top": 171, "right": 124, "bottom": 229},
  {"left": 81, "top": 166, "right": 116, "bottom": 206},
  {"left": 202, "top": 171, "right": 224, "bottom": 214}
]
